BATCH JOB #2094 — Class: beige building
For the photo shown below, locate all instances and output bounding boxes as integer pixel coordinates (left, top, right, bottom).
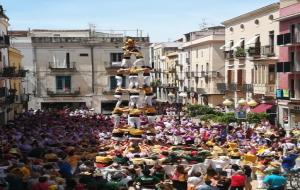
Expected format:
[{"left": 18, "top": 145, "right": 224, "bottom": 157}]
[
  {"left": 182, "top": 26, "right": 225, "bottom": 107},
  {"left": 221, "top": 3, "right": 279, "bottom": 107},
  {"left": 11, "top": 29, "right": 150, "bottom": 113},
  {"left": 8, "top": 47, "right": 28, "bottom": 120},
  {"left": 151, "top": 42, "right": 182, "bottom": 102}
]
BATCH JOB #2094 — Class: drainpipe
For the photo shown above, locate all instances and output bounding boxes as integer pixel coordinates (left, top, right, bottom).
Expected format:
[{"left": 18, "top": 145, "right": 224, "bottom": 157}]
[{"left": 90, "top": 46, "right": 95, "bottom": 94}]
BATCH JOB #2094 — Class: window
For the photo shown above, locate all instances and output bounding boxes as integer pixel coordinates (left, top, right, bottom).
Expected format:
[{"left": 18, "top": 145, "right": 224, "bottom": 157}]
[
  {"left": 56, "top": 76, "right": 71, "bottom": 91},
  {"left": 110, "top": 76, "right": 126, "bottom": 90},
  {"left": 52, "top": 51, "right": 68, "bottom": 68},
  {"left": 80, "top": 53, "right": 89, "bottom": 57},
  {"left": 269, "top": 65, "right": 275, "bottom": 84},
  {"left": 255, "top": 19, "right": 259, "bottom": 25},
  {"left": 110, "top": 53, "right": 123, "bottom": 62},
  {"left": 240, "top": 24, "right": 244, "bottom": 30},
  {"left": 269, "top": 31, "right": 275, "bottom": 47},
  {"left": 201, "top": 50, "right": 203, "bottom": 57},
  {"left": 66, "top": 53, "right": 70, "bottom": 68},
  {"left": 229, "top": 27, "right": 234, "bottom": 32},
  {"left": 196, "top": 49, "right": 198, "bottom": 58},
  {"left": 269, "top": 15, "right": 274, "bottom": 21}
]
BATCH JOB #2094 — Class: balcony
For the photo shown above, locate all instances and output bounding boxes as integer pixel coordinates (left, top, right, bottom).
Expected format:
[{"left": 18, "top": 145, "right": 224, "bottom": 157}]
[
  {"left": 0, "top": 35, "right": 10, "bottom": 48},
  {"left": 234, "top": 48, "right": 246, "bottom": 59},
  {"left": 248, "top": 46, "right": 261, "bottom": 57},
  {"left": 105, "top": 61, "right": 122, "bottom": 72},
  {"left": 0, "top": 67, "right": 27, "bottom": 78},
  {"left": 217, "top": 83, "right": 227, "bottom": 92},
  {"left": 227, "top": 83, "right": 243, "bottom": 91},
  {"left": 253, "top": 84, "right": 275, "bottom": 96},
  {"left": 197, "top": 88, "right": 206, "bottom": 94},
  {"left": 242, "top": 84, "right": 253, "bottom": 92},
  {"left": 49, "top": 62, "right": 76, "bottom": 72},
  {"left": 261, "top": 45, "right": 275, "bottom": 57},
  {"left": 102, "top": 89, "right": 115, "bottom": 95},
  {"left": 47, "top": 88, "right": 80, "bottom": 97},
  {"left": 224, "top": 50, "right": 234, "bottom": 60}
]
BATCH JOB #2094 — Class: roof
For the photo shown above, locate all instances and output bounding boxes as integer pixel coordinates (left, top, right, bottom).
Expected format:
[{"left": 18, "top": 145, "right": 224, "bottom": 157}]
[
  {"left": 31, "top": 29, "right": 90, "bottom": 32},
  {"left": 222, "top": 3, "right": 280, "bottom": 25}
]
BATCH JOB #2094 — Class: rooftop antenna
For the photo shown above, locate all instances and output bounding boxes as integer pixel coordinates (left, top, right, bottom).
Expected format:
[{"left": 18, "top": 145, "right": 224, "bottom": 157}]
[
  {"left": 199, "top": 18, "right": 208, "bottom": 30},
  {"left": 88, "top": 23, "right": 96, "bottom": 37}
]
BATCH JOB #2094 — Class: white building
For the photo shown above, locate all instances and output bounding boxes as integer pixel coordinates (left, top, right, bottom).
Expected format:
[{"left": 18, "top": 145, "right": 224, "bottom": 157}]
[
  {"left": 10, "top": 29, "right": 150, "bottom": 113},
  {"left": 222, "top": 3, "right": 279, "bottom": 110}
]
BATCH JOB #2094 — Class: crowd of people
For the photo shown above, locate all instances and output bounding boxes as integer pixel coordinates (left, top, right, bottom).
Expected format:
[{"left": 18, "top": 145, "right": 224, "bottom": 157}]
[{"left": 0, "top": 108, "right": 299, "bottom": 190}]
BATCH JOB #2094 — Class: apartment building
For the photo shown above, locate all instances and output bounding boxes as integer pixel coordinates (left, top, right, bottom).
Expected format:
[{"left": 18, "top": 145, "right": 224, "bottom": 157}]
[
  {"left": 276, "top": 0, "right": 300, "bottom": 129},
  {"left": 182, "top": 26, "right": 225, "bottom": 107},
  {"left": 8, "top": 47, "right": 28, "bottom": 120},
  {"left": 0, "top": 6, "right": 28, "bottom": 125},
  {"left": 221, "top": 3, "right": 280, "bottom": 109},
  {"left": 151, "top": 42, "right": 183, "bottom": 102},
  {"left": 10, "top": 29, "right": 150, "bottom": 113}
]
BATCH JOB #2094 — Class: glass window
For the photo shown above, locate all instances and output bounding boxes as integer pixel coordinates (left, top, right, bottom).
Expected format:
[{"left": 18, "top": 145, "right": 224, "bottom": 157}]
[
  {"left": 111, "top": 53, "right": 123, "bottom": 62},
  {"left": 56, "top": 76, "right": 71, "bottom": 91}
]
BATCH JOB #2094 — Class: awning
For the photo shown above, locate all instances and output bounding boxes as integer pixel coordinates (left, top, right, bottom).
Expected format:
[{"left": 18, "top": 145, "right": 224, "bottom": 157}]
[
  {"left": 220, "top": 41, "right": 231, "bottom": 50},
  {"left": 245, "top": 35, "right": 259, "bottom": 46},
  {"left": 231, "top": 39, "right": 245, "bottom": 50},
  {"left": 251, "top": 103, "right": 273, "bottom": 113}
]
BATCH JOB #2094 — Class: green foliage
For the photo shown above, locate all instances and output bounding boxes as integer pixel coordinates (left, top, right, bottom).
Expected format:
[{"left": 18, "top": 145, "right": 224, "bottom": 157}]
[
  {"left": 213, "top": 112, "right": 237, "bottom": 124},
  {"left": 199, "top": 114, "right": 217, "bottom": 122},
  {"left": 246, "top": 112, "right": 268, "bottom": 124},
  {"left": 235, "top": 47, "right": 246, "bottom": 57},
  {"left": 187, "top": 105, "right": 217, "bottom": 117}
]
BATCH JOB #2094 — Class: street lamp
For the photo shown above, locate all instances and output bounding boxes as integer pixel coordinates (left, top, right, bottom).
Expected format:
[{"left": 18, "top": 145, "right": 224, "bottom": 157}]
[
  {"left": 247, "top": 99, "right": 258, "bottom": 107},
  {"left": 238, "top": 98, "right": 247, "bottom": 106},
  {"left": 223, "top": 99, "right": 233, "bottom": 112}
]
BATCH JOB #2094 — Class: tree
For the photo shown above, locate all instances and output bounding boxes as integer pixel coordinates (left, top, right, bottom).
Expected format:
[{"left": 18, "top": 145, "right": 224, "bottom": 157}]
[
  {"left": 187, "top": 105, "right": 217, "bottom": 117},
  {"left": 214, "top": 113, "right": 237, "bottom": 124},
  {"left": 246, "top": 112, "right": 268, "bottom": 124}
]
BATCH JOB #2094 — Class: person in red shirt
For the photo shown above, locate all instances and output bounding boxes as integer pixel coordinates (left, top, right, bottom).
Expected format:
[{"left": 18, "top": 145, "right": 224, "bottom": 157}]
[
  {"left": 32, "top": 176, "right": 49, "bottom": 190},
  {"left": 230, "top": 170, "right": 246, "bottom": 190}
]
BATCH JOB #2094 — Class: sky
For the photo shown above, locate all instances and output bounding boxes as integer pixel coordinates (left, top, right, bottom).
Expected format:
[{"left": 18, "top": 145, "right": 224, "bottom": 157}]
[{"left": 1, "top": 0, "right": 278, "bottom": 42}]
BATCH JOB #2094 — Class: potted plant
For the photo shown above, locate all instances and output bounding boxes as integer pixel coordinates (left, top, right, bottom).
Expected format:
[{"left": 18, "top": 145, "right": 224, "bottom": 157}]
[{"left": 235, "top": 47, "right": 246, "bottom": 58}]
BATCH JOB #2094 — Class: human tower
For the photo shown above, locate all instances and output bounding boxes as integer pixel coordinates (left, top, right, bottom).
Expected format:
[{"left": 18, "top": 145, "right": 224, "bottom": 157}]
[{"left": 111, "top": 38, "right": 157, "bottom": 141}]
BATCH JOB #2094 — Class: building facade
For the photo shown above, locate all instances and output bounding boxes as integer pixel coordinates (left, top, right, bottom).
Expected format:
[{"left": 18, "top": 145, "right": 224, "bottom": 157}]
[
  {"left": 221, "top": 3, "right": 280, "bottom": 109},
  {"left": 8, "top": 47, "right": 28, "bottom": 120},
  {"left": 182, "top": 26, "right": 225, "bottom": 107},
  {"left": 151, "top": 42, "right": 182, "bottom": 102},
  {"left": 277, "top": 0, "right": 300, "bottom": 129},
  {"left": 11, "top": 29, "right": 150, "bottom": 113}
]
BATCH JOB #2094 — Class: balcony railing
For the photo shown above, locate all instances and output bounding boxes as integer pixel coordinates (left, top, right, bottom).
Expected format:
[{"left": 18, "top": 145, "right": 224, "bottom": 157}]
[
  {"left": 0, "top": 35, "right": 10, "bottom": 48},
  {"left": 49, "top": 62, "right": 76, "bottom": 72},
  {"left": 105, "top": 61, "right": 122, "bottom": 70},
  {"left": 224, "top": 50, "right": 234, "bottom": 60},
  {"left": 261, "top": 45, "right": 275, "bottom": 57},
  {"left": 0, "top": 87, "right": 7, "bottom": 98},
  {"left": 227, "top": 83, "right": 243, "bottom": 91},
  {"left": 197, "top": 88, "right": 206, "bottom": 94},
  {"left": 217, "top": 83, "right": 227, "bottom": 92},
  {"left": 47, "top": 88, "right": 80, "bottom": 97},
  {"left": 248, "top": 46, "right": 261, "bottom": 57},
  {"left": 253, "top": 84, "right": 275, "bottom": 95},
  {"left": 243, "top": 84, "right": 253, "bottom": 92},
  {"left": 0, "top": 67, "right": 27, "bottom": 78}
]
